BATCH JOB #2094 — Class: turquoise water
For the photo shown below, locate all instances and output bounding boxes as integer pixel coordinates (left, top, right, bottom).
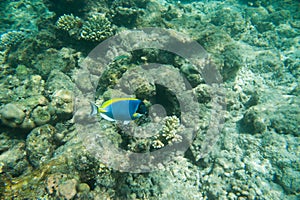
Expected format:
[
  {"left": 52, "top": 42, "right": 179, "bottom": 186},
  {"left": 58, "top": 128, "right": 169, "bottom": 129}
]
[{"left": 0, "top": 0, "right": 299, "bottom": 199}]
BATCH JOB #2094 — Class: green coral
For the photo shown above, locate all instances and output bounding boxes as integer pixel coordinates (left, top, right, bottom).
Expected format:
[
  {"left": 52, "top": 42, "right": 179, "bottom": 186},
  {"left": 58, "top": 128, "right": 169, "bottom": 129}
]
[
  {"left": 152, "top": 115, "right": 183, "bottom": 148},
  {"left": 56, "top": 13, "right": 114, "bottom": 42},
  {"left": 55, "top": 14, "right": 82, "bottom": 37},
  {"left": 127, "top": 116, "right": 183, "bottom": 151},
  {"left": 0, "top": 31, "right": 25, "bottom": 49},
  {"left": 80, "top": 13, "right": 114, "bottom": 42},
  {"left": 26, "top": 125, "right": 57, "bottom": 168}
]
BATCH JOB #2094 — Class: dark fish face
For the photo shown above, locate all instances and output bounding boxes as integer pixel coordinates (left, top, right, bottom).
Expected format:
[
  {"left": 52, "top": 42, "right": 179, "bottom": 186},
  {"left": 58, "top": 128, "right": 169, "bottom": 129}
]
[{"left": 137, "top": 102, "right": 147, "bottom": 115}]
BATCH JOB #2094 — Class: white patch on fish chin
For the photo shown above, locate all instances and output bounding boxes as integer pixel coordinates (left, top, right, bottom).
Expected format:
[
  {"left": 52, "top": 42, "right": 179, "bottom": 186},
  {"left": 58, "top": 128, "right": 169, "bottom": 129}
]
[{"left": 123, "top": 121, "right": 131, "bottom": 125}]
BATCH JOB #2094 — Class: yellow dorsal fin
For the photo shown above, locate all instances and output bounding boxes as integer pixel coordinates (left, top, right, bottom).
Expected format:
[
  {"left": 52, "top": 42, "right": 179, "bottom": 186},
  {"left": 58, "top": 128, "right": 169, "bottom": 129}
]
[{"left": 101, "top": 97, "right": 138, "bottom": 108}]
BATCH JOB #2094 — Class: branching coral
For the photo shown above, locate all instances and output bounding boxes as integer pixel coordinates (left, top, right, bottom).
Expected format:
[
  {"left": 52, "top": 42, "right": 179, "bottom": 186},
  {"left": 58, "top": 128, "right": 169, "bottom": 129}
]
[
  {"left": 127, "top": 115, "right": 184, "bottom": 152},
  {"left": 0, "top": 31, "right": 25, "bottom": 49},
  {"left": 152, "top": 115, "right": 183, "bottom": 148},
  {"left": 80, "top": 13, "right": 114, "bottom": 42},
  {"left": 55, "top": 14, "right": 82, "bottom": 37},
  {"left": 56, "top": 13, "right": 114, "bottom": 42}
]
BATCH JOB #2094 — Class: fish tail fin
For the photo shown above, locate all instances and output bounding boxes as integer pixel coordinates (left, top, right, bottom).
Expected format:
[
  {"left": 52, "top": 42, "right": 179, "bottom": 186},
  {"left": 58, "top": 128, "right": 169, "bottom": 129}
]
[{"left": 90, "top": 102, "right": 99, "bottom": 116}]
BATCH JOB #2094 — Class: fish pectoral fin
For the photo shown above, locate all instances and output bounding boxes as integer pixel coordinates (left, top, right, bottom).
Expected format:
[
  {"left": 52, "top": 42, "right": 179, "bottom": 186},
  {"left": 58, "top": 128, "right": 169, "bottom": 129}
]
[{"left": 100, "top": 113, "right": 115, "bottom": 122}]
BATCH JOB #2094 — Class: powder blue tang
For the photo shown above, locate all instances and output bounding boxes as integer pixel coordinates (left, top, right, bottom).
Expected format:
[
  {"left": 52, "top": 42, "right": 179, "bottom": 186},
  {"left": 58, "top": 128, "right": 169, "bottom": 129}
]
[{"left": 90, "top": 98, "right": 147, "bottom": 124}]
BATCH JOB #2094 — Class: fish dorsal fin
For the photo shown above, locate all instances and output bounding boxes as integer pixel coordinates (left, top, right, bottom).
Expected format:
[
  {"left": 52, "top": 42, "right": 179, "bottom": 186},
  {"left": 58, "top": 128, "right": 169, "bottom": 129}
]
[{"left": 101, "top": 98, "right": 138, "bottom": 108}]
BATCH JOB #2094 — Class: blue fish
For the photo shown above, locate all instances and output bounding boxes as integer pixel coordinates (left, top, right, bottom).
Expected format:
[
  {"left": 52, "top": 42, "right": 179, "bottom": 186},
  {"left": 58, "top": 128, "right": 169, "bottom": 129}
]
[{"left": 90, "top": 98, "right": 147, "bottom": 124}]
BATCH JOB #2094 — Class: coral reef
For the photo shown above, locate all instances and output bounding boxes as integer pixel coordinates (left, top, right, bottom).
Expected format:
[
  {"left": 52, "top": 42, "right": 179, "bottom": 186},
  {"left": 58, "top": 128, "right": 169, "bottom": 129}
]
[
  {"left": 0, "top": 95, "right": 49, "bottom": 130},
  {"left": 242, "top": 101, "right": 300, "bottom": 136},
  {"left": 26, "top": 124, "right": 57, "bottom": 168},
  {"left": 0, "top": 0, "right": 54, "bottom": 33},
  {"left": 33, "top": 47, "right": 80, "bottom": 78},
  {"left": 0, "top": 141, "right": 29, "bottom": 177},
  {"left": 50, "top": 89, "right": 74, "bottom": 121},
  {"left": 45, "top": 69, "right": 75, "bottom": 96},
  {"left": 46, "top": 174, "right": 78, "bottom": 200},
  {"left": 0, "top": 0, "right": 299, "bottom": 199},
  {"left": 0, "top": 82, "right": 74, "bottom": 131},
  {"left": 109, "top": 0, "right": 148, "bottom": 28}
]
